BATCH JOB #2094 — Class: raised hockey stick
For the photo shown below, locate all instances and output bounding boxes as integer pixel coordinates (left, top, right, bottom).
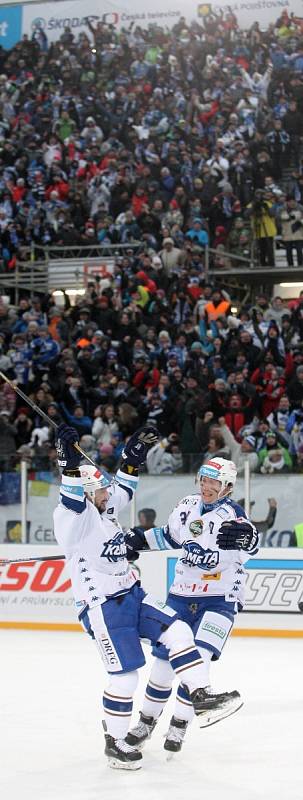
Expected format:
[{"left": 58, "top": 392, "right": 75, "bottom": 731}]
[
  {"left": 0, "top": 370, "right": 100, "bottom": 468},
  {"left": 0, "top": 553, "right": 66, "bottom": 566}
]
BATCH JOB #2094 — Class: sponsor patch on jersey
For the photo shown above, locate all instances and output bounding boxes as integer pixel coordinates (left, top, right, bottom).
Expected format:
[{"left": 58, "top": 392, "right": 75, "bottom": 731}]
[
  {"left": 189, "top": 519, "right": 203, "bottom": 537},
  {"left": 201, "top": 621, "right": 226, "bottom": 639}
]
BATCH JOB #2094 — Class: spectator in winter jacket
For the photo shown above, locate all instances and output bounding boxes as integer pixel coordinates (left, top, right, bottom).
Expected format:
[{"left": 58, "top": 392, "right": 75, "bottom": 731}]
[
  {"left": 60, "top": 403, "right": 92, "bottom": 436},
  {"left": 279, "top": 197, "right": 303, "bottom": 266},
  {"left": 267, "top": 395, "right": 291, "bottom": 445},
  {"left": 258, "top": 431, "right": 293, "bottom": 472},
  {"left": 30, "top": 328, "right": 60, "bottom": 372},
  {"left": 146, "top": 434, "right": 182, "bottom": 475},
  {"left": 0, "top": 410, "right": 16, "bottom": 469},
  {"left": 287, "top": 365, "right": 303, "bottom": 407},
  {"left": 159, "top": 238, "right": 183, "bottom": 274},
  {"left": 202, "top": 430, "right": 231, "bottom": 463},
  {"left": 92, "top": 404, "right": 119, "bottom": 445},
  {"left": 247, "top": 191, "right": 277, "bottom": 266},
  {"left": 222, "top": 392, "right": 253, "bottom": 440},
  {"left": 286, "top": 401, "right": 303, "bottom": 465},
  {"left": 264, "top": 296, "right": 291, "bottom": 329},
  {"left": 185, "top": 219, "right": 209, "bottom": 247},
  {"left": 218, "top": 418, "right": 259, "bottom": 474}
]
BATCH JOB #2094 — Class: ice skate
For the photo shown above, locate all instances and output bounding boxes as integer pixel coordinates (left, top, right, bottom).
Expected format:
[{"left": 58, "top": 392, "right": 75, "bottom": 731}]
[
  {"left": 189, "top": 686, "right": 243, "bottom": 727},
  {"left": 164, "top": 716, "right": 188, "bottom": 758},
  {"left": 104, "top": 734, "right": 143, "bottom": 770},
  {"left": 125, "top": 712, "right": 158, "bottom": 748}
]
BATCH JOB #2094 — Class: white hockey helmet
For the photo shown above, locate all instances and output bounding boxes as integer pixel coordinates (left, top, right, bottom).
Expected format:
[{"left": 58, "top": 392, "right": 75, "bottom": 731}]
[
  {"left": 80, "top": 464, "right": 112, "bottom": 501},
  {"left": 198, "top": 458, "right": 237, "bottom": 495}
]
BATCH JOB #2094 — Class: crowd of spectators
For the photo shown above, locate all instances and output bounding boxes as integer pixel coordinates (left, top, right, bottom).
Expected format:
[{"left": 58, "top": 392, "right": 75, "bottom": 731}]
[
  {"left": 0, "top": 283, "right": 303, "bottom": 475},
  {"left": 1, "top": 10, "right": 303, "bottom": 269},
  {"left": 0, "top": 12, "right": 303, "bottom": 477}
]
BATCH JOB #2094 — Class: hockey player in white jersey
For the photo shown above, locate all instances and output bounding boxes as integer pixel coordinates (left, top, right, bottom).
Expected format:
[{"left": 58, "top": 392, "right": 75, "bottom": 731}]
[
  {"left": 53, "top": 428, "right": 240, "bottom": 771},
  {"left": 125, "top": 457, "right": 259, "bottom": 754}
]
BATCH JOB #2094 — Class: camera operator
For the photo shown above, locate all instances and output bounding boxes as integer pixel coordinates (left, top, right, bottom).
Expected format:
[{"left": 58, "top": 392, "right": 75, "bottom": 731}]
[
  {"left": 279, "top": 196, "right": 303, "bottom": 267},
  {"left": 247, "top": 189, "right": 277, "bottom": 266}
]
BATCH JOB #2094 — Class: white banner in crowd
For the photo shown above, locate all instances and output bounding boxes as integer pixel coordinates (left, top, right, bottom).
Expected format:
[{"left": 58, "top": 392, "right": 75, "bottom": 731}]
[{"left": 21, "top": 0, "right": 298, "bottom": 40}]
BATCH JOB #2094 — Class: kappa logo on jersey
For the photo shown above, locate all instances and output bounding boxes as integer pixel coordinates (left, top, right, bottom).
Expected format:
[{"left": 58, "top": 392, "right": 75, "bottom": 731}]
[
  {"left": 189, "top": 519, "right": 203, "bottom": 537},
  {"left": 181, "top": 541, "right": 219, "bottom": 570},
  {"left": 100, "top": 532, "right": 127, "bottom": 563}
]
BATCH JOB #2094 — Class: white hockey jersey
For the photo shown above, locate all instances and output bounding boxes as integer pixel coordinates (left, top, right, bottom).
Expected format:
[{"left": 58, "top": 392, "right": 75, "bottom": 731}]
[
  {"left": 53, "top": 469, "right": 138, "bottom": 611},
  {"left": 144, "top": 494, "right": 259, "bottom": 605}
]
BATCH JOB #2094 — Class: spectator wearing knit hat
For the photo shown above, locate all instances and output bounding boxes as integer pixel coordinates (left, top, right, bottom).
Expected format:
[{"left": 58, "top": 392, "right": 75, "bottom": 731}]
[
  {"left": 159, "top": 238, "right": 183, "bottom": 274},
  {"left": 258, "top": 431, "right": 293, "bottom": 473}
]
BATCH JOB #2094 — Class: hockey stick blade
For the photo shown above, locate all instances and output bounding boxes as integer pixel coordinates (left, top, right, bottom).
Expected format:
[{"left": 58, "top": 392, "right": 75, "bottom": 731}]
[{"left": 298, "top": 601, "right": 303, "bottom": 612}]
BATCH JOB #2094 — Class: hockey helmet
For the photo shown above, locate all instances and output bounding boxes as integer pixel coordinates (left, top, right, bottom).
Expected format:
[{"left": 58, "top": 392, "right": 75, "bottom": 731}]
[
  {"left": 80, "top": 464, "right": 112, "bottom": 501},
  {"left": 198, "top": 458, "right": 237, "bottom": 495}
]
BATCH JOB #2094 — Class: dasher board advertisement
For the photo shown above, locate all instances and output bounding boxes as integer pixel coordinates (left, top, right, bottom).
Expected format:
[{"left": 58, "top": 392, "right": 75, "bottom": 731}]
[{"left": 0, "top": 546, "right": 302, "bottom": 635}]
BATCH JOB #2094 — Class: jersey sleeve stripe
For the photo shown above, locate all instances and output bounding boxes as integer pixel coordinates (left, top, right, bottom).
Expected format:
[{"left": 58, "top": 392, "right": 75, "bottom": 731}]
[
  {"left": 60, "top": 476, "right": 86, "bottom": 512},
  {"left": 60, "top": 493, "right": 86, "bottom": 513},
  {"left": 115, "top": 470, "right": 139, "bottom": 491},
  {"left": 144, "top": 526, "right": 180, "bottom": 550}
]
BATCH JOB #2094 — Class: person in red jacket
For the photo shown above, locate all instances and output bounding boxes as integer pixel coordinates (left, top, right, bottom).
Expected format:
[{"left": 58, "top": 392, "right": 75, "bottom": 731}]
[
  {"left": 261, "top": 368, "right": 286, "bottom": 418},
  {"left": 132, "top": 357, "right": 160, "bottom": 393},
  {"left": 45, "top": 175, "right": 69, "bottom": 201},
  {"left": 223, "top": 393, "right": 252, "bottom": 440},
  {"left": 131, "top": 186, "right": 149, "bottom": 217}
]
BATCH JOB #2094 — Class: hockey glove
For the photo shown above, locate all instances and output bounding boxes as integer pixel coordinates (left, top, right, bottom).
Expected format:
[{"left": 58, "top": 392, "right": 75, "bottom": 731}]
[
  {"left": 216, "top": 520, "right": 259, "bottom": 553},
  {"left": 124, "top": 527, "right": 150, "bottom": 561},
  {"left": 55, "top": 424, "right": 81, "bottom": 470},
  {"left": 121, "top": 425, "right": 159, "bottom": 468}
]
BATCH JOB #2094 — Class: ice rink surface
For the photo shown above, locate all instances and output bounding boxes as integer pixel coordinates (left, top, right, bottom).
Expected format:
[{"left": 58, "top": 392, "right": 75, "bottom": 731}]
[{"left": 0, "top": 629, "right": 302, "bottom": 800}]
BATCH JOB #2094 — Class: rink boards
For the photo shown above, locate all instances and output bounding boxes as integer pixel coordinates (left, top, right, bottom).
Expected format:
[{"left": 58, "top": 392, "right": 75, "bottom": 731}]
[{"left": 0, "top": 546, "right": 302, "bottom": 637}]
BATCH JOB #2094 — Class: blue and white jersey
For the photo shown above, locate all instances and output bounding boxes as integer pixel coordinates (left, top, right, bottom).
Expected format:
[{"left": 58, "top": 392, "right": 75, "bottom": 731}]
[
  {"left": 53, "top": 468, "right": 138, "bottom": 610},
  {"left": 144, "top": 494, "right": 258, "bottom": 604}
]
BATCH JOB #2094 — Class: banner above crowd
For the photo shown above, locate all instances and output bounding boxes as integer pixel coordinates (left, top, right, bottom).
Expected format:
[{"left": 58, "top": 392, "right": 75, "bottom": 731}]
[
  {"left": 19, "top": 0, "right": 303, "bottom": 42},
  {"left": 0, "top": 0, "right": 300, "bottom": 50}
]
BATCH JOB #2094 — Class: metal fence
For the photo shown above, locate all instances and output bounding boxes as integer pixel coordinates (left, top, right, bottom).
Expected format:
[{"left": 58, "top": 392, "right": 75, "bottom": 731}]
[{"left": 1, "top": 238, "right": 301, "bottom": 302}]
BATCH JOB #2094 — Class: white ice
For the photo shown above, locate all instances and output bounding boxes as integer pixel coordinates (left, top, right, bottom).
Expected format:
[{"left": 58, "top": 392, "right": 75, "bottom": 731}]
[{"left": 0, "top": 630, "right": 302, "bottom": 800}]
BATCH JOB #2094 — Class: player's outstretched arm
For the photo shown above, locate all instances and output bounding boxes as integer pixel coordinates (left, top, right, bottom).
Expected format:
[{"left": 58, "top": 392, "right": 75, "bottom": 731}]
[
  {"left": 124, "top": 521, "right": 181, "bottom": 559},
  {"left": 121, "top": 424, "right": 160, "bottom": 470},
  {"left": 114, "top": 425, "right": 160, "bottom": 505},
  {"left": 55, "top": 423, "right": 86, "bottom": 513}
]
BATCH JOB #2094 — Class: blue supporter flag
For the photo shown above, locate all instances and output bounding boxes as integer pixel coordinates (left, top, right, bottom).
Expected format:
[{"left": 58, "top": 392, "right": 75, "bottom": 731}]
[{"left": 0, "top": 473, "right": 21, "bottom": 505}]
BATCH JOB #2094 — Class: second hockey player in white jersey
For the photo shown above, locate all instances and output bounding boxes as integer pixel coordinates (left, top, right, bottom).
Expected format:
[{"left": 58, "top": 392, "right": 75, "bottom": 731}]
[
  {"left": 53, "top": 429, "right": 240, "bottom": 771},
  {"left": 125, "top": 457, "right": 259, "bottom": 753}
]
